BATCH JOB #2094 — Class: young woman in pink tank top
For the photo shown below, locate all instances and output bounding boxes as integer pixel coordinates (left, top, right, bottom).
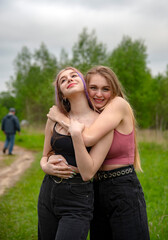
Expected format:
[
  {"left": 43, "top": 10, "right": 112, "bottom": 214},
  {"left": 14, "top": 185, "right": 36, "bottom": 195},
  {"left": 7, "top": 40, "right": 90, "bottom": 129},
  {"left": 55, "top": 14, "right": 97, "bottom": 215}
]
[{"left": 46, "top": 66, "right": 150, "bottom": 240}]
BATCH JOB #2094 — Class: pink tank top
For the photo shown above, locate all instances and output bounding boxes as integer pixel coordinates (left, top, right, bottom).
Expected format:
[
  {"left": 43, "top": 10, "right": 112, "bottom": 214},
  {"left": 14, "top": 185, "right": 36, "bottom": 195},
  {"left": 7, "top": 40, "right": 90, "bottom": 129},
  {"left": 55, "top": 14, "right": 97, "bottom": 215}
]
[{"left": 102, "top": 129, "right": 135, "bottom": 166}]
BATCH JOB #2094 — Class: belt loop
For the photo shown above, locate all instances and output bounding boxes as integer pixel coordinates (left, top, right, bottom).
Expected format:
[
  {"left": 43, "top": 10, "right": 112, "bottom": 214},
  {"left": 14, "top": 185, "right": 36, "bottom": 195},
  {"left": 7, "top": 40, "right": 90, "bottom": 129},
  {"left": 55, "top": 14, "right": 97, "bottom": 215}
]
[
  {"left": 50, "top": 174, "right": 90, "bottom": 184},
  {"left": 52, "top": 177, "right": 63, "bottom": 184}
]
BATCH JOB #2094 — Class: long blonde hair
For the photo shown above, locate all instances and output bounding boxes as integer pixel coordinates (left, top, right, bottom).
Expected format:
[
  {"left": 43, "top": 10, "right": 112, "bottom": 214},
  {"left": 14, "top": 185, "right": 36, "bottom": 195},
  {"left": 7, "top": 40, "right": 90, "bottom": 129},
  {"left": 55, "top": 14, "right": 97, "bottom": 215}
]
[{"left": 85, "top": 66, "right": 142, "bottom": 172}]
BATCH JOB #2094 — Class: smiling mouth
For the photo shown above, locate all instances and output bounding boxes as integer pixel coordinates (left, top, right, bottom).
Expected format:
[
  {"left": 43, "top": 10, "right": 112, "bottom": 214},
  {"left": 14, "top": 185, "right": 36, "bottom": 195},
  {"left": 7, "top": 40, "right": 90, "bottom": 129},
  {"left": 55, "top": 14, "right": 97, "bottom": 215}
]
[
  {"left": 67, "top": 83, "right": 77, "bottom": 89},
  {"left": 94, "top": 98, "right": 104, "bottom": 103}
]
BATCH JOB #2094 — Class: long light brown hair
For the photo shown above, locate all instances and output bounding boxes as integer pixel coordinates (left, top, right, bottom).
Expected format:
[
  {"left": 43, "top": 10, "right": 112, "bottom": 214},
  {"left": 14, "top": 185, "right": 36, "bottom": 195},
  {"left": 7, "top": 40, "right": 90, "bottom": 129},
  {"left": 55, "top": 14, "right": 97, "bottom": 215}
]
[{"left": 85, "top": 66, "right": 142, "bottom": 172}]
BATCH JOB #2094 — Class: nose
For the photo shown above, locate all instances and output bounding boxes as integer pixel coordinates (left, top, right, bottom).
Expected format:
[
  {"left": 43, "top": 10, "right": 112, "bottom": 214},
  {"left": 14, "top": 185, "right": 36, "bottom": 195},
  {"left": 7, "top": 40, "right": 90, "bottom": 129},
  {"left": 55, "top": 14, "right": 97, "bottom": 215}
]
[
  {"left": 67, "top": 76, "right": 73, "bottom": 83},
  {"left": 95, "top": 89, "right": 103, "bottom": 97}
]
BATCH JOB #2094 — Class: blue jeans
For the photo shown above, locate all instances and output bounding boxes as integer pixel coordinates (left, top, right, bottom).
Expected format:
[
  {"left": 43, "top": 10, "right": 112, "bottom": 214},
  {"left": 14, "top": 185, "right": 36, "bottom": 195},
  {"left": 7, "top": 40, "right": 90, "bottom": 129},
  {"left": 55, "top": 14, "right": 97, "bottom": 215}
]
[
  {"left": 4, "top": 134, "right": 15, "bottom": 154},
  {"left": 38, "top": 175, "right": 94, "bottom": 240},
  {"left": 90, "top": 167, "right": 150, "bottom": 240}
]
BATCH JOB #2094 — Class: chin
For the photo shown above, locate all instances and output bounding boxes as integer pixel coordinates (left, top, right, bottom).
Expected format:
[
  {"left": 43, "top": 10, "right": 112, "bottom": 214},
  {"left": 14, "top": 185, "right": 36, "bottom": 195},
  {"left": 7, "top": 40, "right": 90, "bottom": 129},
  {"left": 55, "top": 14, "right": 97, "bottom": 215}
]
[{"left": 95, "top": 104, "right": 104, "bottom": 109}]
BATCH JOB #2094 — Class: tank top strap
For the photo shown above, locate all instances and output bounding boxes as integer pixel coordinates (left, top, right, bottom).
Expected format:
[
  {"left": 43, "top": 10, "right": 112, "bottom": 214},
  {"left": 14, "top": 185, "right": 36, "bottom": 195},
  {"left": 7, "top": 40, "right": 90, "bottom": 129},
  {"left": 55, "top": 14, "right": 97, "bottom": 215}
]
[{"left": 53, "top": 122, "right": 57, "bottom": 133}]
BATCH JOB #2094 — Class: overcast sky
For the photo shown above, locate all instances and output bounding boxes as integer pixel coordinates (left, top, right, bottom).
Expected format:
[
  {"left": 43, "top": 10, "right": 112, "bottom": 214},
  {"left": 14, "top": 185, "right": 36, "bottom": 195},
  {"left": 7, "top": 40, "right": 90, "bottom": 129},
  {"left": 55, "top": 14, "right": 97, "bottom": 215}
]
[{"left": 0, "top": 0, "right": 168, "bottom": 92}]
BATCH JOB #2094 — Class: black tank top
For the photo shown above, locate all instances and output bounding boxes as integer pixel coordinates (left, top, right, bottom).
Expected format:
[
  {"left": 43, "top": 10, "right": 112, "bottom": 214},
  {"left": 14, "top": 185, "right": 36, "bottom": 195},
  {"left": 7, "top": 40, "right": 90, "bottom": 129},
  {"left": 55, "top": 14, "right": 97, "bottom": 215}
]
[{"left": 51, "top": 123, "right": 91, "bottom": 167}]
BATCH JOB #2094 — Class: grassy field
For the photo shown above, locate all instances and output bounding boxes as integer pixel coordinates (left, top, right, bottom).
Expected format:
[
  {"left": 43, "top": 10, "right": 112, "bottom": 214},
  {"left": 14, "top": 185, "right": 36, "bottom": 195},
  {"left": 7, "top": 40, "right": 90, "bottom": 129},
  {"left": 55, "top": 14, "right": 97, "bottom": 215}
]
[
  {"left": 0, "top": 129, "right": 167, "bottom": 239},
  {"left": 138, "top": 142, "right": 168, "bottom": 239}
]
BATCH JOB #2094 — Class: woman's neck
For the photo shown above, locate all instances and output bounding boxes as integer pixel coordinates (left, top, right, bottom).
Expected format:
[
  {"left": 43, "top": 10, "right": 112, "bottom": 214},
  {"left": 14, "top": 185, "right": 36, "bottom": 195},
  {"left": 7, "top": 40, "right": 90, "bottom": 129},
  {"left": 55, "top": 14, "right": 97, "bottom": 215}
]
[{"left": 69, "top": 94, "right": 93, "bottom": 118}]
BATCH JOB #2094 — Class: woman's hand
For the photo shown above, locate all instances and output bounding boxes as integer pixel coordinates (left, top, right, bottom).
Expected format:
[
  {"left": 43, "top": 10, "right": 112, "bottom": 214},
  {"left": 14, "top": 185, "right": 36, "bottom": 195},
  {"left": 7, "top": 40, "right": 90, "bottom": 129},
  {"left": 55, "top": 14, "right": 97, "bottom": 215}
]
[
  {"left": 47, "top": 105, "right": 70, "bottom": 130},
  {"left": 47, "top": 105, "right": 59, "bottom": 122},
  {"left": 62, "top": 119, "right": 85, "bottom": 136},
  {"left": 42, "top": 155, "right": 76, "bottom": 178}
]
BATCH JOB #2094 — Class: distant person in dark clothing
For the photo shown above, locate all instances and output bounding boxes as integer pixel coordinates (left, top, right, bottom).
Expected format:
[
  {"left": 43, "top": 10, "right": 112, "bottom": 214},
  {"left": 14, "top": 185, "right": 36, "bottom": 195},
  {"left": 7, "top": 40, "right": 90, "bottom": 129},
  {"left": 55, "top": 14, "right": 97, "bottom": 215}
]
[{"left": 1, "top": 108, "right": 20, "bottom": 155}]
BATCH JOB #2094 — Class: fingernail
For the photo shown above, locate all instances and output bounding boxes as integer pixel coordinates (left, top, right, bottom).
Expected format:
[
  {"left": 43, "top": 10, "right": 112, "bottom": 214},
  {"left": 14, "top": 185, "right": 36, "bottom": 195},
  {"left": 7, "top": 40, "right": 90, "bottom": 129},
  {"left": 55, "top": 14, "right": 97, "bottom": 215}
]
[{"left": 68, "top": 167, "right": 73, "bottom": 170}]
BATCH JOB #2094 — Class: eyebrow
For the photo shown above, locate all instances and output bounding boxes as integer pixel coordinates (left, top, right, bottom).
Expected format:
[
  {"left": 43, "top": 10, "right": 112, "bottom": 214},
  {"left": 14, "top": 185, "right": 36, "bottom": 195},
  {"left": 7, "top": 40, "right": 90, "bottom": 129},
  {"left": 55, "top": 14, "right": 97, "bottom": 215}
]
[
  {"left": 59, "top": 71, "right": 77, "bottom": 82},
  {"left": 89, "top": 84, "right": 110, "bottom": 87}
]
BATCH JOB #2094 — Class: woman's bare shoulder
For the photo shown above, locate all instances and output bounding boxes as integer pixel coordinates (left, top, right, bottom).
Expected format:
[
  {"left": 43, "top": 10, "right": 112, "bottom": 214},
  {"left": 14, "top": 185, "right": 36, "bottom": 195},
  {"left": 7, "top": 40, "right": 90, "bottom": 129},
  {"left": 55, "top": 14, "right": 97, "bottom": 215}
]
[{"left": 106, "top": 96, "right": 128, "bottom": 111}]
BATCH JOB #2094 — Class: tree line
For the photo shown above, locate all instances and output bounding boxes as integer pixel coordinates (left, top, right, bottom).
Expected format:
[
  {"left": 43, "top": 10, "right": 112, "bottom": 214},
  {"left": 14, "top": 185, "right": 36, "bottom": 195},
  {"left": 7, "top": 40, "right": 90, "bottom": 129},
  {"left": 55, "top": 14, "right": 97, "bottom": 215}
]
[{"left": 0, "top": 28, "right": 168, "bottom": 130}]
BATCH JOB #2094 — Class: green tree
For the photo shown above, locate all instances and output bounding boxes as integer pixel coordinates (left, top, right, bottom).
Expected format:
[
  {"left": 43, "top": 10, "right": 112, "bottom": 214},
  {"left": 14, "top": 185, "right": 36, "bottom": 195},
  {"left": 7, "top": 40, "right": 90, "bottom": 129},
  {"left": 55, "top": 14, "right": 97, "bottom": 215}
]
[
  {"left": 10, "top": 46, "right": 32, "bottom": 119},
  {"left": 59, "top": 48, "right": 70, "bottom": 69},
  {"left": 0, "top": 92, "right": 16, "bottom": 121},
  {"left": 107, "top": 36, "right": 153, "bottom": 127},
  {"left": 71, "top": 28, "right": 107, "bottom": 73},
  {"left": 1, "top": 33, "right": 167, "bottom": 129},
  {"left": 11, "top": 44, "right": 57, "bottom": 123},
  {"left": 153, "top": 67, "right": 168, "bottom": 130},
  {"left": 31, "top": 43, "right": 58, "bottom": 122}
]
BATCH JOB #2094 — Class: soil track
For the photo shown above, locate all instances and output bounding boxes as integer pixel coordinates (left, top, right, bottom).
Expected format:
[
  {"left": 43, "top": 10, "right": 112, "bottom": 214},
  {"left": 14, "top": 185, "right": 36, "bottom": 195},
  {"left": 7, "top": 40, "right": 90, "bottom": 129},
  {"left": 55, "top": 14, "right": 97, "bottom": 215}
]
[{"left": 0, "top": 142, "right": 35, "bottom": 196}]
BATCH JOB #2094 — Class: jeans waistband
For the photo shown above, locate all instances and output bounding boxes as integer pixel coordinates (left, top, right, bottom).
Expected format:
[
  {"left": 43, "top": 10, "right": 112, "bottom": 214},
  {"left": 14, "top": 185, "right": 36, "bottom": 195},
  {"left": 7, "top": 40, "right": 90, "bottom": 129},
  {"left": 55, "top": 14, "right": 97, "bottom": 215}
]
[
  {"left": 95, "top": 165, "right": 134, "bottom": 181},
  {"left": 49, "top": 174, "right": 91, "bottom": 184}
]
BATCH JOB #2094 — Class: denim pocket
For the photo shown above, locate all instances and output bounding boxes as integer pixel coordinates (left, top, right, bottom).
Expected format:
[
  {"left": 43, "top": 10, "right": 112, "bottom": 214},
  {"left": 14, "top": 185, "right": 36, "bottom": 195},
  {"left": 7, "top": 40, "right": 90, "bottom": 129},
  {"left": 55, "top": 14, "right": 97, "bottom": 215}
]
[
  {"left": 69, "top": 182, "right": 93, "bottom": 199},
  {"left": 112, "top": 174, "right": 134, "bottom": 186}
]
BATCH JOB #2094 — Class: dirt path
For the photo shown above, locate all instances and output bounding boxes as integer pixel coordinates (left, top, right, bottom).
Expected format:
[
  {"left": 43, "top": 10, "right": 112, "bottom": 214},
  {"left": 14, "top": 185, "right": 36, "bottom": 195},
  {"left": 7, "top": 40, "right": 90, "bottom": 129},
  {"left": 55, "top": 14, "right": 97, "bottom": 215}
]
[{"left": 0, "top": 142, "right": 35, "bottom": 196}]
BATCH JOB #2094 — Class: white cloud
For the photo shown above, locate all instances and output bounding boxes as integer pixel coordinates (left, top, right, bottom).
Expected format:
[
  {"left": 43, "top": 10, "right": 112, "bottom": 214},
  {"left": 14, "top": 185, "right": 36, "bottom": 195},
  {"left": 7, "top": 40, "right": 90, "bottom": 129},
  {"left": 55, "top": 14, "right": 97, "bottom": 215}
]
[{"left": 0, "top": 0, "right": 168, "bottom": 92}]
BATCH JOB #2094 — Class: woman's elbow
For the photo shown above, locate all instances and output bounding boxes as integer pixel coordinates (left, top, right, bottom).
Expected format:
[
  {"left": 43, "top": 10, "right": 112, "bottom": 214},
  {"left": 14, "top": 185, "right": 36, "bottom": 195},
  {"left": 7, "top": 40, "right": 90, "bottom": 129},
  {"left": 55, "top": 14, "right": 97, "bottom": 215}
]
[
  {"left": 83, "top": 133, "right": 96, "bottom": 147},
  {"left": 81, "top": 172, "right": 94, "bottom": 182}
]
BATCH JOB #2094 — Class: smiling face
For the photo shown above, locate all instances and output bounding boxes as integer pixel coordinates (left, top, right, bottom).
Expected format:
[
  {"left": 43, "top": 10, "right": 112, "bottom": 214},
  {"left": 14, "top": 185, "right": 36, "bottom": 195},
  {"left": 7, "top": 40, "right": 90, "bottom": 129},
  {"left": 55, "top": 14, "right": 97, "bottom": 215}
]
[
  {"left": 58, "top": 69, "right": 84, "bottom": 98},
  {"left": 55, "top": 67, "right": 93, "bottom": 114},
  {"left": 88, "top": 74, "right": 112, "bottom": 109}
]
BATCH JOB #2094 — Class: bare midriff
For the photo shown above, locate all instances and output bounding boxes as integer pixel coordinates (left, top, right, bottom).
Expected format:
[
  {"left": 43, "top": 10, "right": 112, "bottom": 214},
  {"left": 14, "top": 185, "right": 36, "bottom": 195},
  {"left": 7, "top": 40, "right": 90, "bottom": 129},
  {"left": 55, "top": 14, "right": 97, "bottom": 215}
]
[{"left": 99, "top": 164, "right": 129, "bottom": 171}]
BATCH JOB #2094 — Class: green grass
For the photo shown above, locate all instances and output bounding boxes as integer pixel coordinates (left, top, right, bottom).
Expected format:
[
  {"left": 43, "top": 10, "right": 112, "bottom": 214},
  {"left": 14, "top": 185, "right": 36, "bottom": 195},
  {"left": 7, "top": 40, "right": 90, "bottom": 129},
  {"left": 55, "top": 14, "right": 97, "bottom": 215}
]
[
  {"left": 0, "top": 129, "right": 167, "bottom": 239},
  {"left": 0, "top": 128, "right": 45, "bottom": 239},
  {"left": 137, "top": 142, "right": 168, "bottom": 239},
  {"left": 0, "top": 127, "right": 45, "bottom": 151},
  {"left": 0, "top": 152, "right": 45, "bottom": 240},
  {"left": 15, "top": 128, "right": 45, "bottom": 151}
]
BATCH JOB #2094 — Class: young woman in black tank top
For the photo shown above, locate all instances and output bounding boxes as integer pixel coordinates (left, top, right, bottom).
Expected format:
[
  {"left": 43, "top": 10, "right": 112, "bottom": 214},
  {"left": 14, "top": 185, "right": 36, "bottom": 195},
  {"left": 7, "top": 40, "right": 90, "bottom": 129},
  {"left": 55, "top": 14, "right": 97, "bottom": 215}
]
[
  {"left": 38, "top": 67, "right": 113, "bottom": 240},
  {"left": 47, "top": 66, "right": 150, "bottom": 240}
]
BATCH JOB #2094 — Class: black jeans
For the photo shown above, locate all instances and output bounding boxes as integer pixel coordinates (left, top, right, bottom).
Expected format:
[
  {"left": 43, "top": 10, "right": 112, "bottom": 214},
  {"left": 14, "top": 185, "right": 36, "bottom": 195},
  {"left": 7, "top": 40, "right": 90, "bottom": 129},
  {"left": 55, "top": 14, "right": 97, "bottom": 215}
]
[
  {"left": 38, "top": 175, "right": 94, "bottom": 240},
  {"left": 90, "top": 167, "right": 150, "bottom": 240}
]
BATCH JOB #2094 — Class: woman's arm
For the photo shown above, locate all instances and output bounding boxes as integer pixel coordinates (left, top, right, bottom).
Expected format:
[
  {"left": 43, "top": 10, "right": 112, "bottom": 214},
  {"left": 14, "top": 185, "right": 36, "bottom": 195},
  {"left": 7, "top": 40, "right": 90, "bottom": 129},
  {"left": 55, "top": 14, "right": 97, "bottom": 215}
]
[
  {"left": 82, "top": 97, "right": 127, "bottom": 146},
  {"left": 47, "top": 97, "right": 126, "bottom": 147},
  {"left": 43, "top": 155, "right": 75, "bottom": 178},
  {"left": 40, "top": 118, "right": 58, "bottom": 174},
  {"left": 40, "top": 118, "right": 73, "bottom": 177},
  {"left": 63, "top": 119, "right": 114, "bottom": 181}
]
